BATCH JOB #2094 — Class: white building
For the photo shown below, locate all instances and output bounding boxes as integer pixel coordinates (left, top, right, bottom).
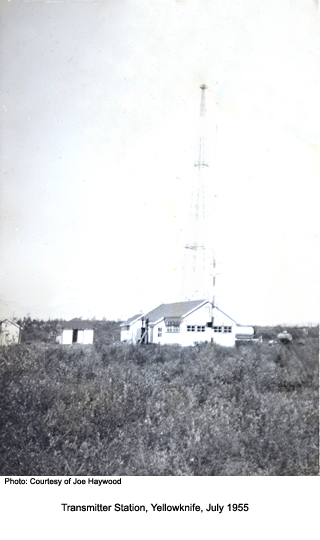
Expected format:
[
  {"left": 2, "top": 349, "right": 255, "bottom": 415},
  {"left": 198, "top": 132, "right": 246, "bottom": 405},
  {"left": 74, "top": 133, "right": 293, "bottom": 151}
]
[
  {"left": 57, "top": 318, "right": 94, "bottom": 345},
  {"left": 0, "top": 319, "right": 21, "bottom": 346},
  {"left": 121, "top": 300, "right": 253, "bottom": 347}
]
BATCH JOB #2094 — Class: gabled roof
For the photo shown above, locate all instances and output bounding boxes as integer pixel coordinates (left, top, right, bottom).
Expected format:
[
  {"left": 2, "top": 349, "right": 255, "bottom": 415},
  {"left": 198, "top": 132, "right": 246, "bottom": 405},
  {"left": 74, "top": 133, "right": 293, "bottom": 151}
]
[
  {"left": 61, "top": 318, "right": 94, "bottom": 330},
  {"left": 120, "top": 314, "right": 144, "bottom": 327},
  {"left": 0, "top": 319, "right": 21, "bottom": 329},
  {"left": 145, "top": 299, "right": 208, "bottom": 325},
  {"left": 121, "top": 301, "right": 241, "bottom": 329}
]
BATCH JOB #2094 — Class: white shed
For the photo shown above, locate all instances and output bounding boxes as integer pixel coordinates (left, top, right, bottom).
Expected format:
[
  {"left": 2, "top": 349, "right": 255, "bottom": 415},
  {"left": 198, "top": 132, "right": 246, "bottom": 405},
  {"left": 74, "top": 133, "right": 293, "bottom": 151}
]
[
  {"left": 0, "top": 319, "right": 21, "bottom": 346},
  {"left": 58, "top": 318, "right": 94, "bottom": 345}
]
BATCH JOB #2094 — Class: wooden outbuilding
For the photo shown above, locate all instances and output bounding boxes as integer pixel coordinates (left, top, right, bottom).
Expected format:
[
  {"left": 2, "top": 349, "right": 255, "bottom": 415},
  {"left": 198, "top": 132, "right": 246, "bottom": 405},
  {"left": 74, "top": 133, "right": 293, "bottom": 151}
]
[
  {"left": 57, "top": 318, "right": 94, "bottom": 345},
  {"left": 0, "top": 319, "right": 21, "bottom": 346}
]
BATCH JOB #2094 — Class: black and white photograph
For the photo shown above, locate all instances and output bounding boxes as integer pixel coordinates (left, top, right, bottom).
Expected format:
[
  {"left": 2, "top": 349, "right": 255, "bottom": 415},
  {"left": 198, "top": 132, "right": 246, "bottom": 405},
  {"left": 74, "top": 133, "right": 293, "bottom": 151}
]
[{"left": 1, "top": 0, "right": 319, "bottom": 536}]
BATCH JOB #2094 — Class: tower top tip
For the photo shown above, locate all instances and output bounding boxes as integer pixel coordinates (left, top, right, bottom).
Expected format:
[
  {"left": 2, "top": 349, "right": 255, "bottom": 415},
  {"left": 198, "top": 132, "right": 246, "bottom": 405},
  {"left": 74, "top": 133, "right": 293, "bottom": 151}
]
[{"left": 200, "top": 84, "right": 208, "bottom": 90}]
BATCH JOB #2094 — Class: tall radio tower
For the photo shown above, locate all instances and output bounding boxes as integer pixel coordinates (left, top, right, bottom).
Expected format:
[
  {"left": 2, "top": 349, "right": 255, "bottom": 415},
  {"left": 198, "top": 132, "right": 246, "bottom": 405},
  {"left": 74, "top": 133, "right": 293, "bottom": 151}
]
[{"left": 182, "top": 84, "right": 216, "bottom": 305}]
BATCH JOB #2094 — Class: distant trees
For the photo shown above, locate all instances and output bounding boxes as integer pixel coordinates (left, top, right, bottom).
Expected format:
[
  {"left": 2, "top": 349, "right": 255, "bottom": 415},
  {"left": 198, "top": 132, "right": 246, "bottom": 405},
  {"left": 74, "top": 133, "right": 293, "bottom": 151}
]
[
  {"left": 93, "top": 320, "right": 121, "bottom": 348},
  {"left": 17, "top": 317, "right": 61, "bottom": 343},
  {"left": 255, "top": 325, "right": 318, "bottom": 341}
]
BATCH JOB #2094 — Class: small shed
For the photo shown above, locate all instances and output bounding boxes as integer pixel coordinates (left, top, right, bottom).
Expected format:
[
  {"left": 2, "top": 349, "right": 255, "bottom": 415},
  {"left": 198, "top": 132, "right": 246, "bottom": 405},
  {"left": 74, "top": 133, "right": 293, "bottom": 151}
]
[
  {"left": 58, "top": 318, "right": 94, "bottom": 345},
  {"left": 0, "top": 319, "right": 21, "bottom": 346}
]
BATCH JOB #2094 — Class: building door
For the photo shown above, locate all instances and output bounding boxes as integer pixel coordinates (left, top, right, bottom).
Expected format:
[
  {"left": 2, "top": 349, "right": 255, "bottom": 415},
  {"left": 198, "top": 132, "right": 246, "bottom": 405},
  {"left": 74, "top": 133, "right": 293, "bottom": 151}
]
[
  {"left": 72, "top": 329, "right": 78, "bottom": 343},
  {"left": 140, "top": 327, "right": 146, "bottom": 343}
]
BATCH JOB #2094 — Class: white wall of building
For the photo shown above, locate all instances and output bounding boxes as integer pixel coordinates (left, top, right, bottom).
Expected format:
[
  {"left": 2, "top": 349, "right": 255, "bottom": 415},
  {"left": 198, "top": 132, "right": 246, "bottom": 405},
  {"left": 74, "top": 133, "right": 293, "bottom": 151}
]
[
  {"left": 212, "top": 307, "right": 236, "bottom": 346},
  {"left": 0, "top": 320, "right": 20, "bottom": 346},
  {"left": 83, "top": 329, "right": 94, "bottom": 344},
  {"left": 120, "top": 327, "right": 128, "bottom": 341},
  {"left": 212, "top": 330, "right": 235, "bottom": 347},
  {"left": 185, "top": 303, "right": 212, "bottom": 325},
  {"left": 150, "top": 303, "right": 212, "bottom": 346},
  {"left": 77, "top": 330, "right": 84, "bottom": 344},
  {"left": 152, "top": 320, "right": 210, "bottom": 346},
  {"left": 61, "top": 329, "right": 73, "bottom": 345}
]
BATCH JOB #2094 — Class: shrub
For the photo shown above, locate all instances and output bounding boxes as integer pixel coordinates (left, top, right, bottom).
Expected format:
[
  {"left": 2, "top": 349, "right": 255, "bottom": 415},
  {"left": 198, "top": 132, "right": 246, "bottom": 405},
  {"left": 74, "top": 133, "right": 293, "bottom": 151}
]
[{"left": 0, "top": 329, "right": 318, "bottom": 476}]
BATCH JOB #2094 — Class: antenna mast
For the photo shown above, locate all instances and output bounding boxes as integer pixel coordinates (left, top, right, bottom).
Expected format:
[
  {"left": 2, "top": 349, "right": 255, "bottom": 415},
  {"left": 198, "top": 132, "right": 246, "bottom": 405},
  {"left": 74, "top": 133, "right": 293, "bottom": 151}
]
[
  {"left": 183, "top": 84, "right": 215, "bottom": 303},
  {"left": 195, "top": 84, "right": 209, "bottom": 169}
]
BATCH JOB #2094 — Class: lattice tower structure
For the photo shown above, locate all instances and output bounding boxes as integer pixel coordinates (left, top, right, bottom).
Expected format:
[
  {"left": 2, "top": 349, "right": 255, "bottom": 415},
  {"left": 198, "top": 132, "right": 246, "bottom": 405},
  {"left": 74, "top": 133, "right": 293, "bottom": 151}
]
[{"left": 183, "top": 84, "right": 216, "bottom": 304}]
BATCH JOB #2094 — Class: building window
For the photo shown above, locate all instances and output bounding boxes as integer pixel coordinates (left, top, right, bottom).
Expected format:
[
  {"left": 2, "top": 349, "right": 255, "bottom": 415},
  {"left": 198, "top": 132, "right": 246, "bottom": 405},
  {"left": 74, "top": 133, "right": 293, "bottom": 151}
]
[
  {"left": 126, "top": 325, "right": 130, "bottom": 331},
  {"left": 213, "top": 326, "right": 232, "bottom": 333},
  {"left": 189, "top": 325, "right": 206, "bottom": 332},
  {"left": 165, "top": 321, "right": 180, "bottom": 333},
  {"left": 158, "top": 327, "right": 162, "bottom": 337}
]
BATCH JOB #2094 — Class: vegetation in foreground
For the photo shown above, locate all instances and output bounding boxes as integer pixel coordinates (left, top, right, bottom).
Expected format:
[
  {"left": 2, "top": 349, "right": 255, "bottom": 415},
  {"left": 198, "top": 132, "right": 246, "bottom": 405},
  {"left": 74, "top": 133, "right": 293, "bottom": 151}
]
[{"left": 0, "top": 329, "right": 318, "bottom": 476}]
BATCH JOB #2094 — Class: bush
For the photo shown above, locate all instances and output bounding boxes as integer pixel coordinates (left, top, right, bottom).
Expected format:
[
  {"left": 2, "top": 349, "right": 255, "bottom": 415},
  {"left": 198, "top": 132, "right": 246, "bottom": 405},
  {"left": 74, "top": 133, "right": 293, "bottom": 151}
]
[{"left": 0, "top": 330, "right": 318, "bottom": 476}]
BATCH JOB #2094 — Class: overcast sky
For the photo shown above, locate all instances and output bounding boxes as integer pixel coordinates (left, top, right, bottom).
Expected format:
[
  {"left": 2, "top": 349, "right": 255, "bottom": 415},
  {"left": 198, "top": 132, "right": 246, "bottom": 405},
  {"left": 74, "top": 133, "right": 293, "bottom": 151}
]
[{"left": 1, "top": 0, "right": 319, "bottom": 325}]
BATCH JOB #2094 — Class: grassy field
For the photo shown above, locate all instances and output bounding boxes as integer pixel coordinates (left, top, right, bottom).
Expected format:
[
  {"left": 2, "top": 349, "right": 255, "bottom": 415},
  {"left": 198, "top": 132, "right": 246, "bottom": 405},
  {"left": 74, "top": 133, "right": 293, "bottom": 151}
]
[{"left": 0, "top": 329, "right": 318, "bottom": 476}]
